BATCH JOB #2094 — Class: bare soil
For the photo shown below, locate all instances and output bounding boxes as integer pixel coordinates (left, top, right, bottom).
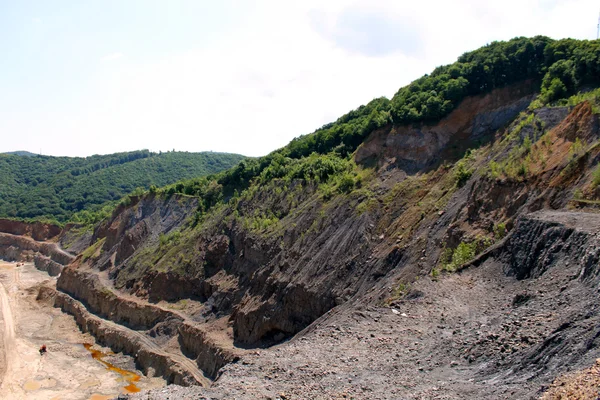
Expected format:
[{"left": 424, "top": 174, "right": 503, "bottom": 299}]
[{"left": 0, "top": 261, "right": 165, "bottom": 399}]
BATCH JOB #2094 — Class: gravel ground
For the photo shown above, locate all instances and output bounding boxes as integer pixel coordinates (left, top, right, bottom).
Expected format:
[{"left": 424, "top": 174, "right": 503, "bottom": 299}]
[{"left": 130, "top": 245, "right": 600, "bottom": 399}]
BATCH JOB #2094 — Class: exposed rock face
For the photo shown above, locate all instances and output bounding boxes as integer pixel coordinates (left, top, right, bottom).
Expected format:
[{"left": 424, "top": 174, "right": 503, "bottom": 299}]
[
  {"left": 455, "top": 211, "right": 600, "bottom": 392},
  {"left": 502, "top": 211, "right": 600, "bottom": 279},
  {"left": 52, "top": 289, "right": 208, "bottom": 386},
  {"left": 0, "top": 221, "right": 75, "bottom": 279},
  {"left": 178, "top": 322, "right": 240, "bottom": 379},
  {"left": 355, "top": 82, "right": 536, "bottom": 171},
  {"left": 34, "top": 255, "right": 64, "bottom": 276},
  {"left": 0, "top": 232, "right": 74, "bottom": 265},
  {"left": 59, "top": 268, "right": 172, "bottom": 330},
  {"left": 56, "top": 267, "right": 241, "bottom": 381},
  {"left": 146, "top": 272, "right": 210, "bottom": 303},
  {"left": 0, "top": 219, "right": 61, "bottom": 241},
  {"left": 92, "top": 193, "right": 198, "bottom": 272},
  {"left": 58, "top": 223, "right": 94, "bottom": 254},
  {"left": 128, "top": 210, "right": 600, "bottom": 399}
]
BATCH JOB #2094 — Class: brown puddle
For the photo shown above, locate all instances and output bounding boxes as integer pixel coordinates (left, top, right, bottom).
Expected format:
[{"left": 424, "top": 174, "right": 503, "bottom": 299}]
[
  {"left": 23, "top": 380, "right": 41, "bottom": 391},
  {"left": 89, "top": 395, "right": 113, "bottom": 400},
  {"left": 83, "top": 343, "right": 141, "bottom": 393}
]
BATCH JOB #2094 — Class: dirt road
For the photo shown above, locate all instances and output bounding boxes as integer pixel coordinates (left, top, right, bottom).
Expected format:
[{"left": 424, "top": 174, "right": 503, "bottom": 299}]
[
  {"left": 0, "top": 265, "right": 16, "bottom": 390},
  {"left": 0, "top": 262, "right": 165, "bottom": 400}
]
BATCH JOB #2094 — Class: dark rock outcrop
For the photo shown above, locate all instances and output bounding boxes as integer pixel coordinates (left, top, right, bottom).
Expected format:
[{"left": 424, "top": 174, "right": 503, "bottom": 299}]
[
  {"left": 503, "top": 211, "right": 600, "bottom": 280},
  {"left": 34, "top": 255, "right": 64, "bottom": 276}
]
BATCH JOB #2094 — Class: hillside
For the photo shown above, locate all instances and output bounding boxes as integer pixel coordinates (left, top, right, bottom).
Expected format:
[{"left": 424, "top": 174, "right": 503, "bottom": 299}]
[
  {"left": 0, "top": 150, "right": 245, "bottom": 222},
  {"left": 1, "top": 36, "right": 600, "bottom": 399},
  {"left": 1, "top": 151, "right": 38, "bottom": 157}
]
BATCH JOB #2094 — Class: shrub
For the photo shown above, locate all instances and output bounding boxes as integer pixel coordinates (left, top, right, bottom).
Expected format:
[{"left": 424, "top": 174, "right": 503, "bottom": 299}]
[
  {"left": 541, "top": 77, "right": 568, "bottom": 103},
  {"left": 81, "top": 238, "right": 106, "bottom": 261},
  {"left": 593, "top": 165, "right": 600, "bottom": 188},
  {"left": 523, "top": 136, "right": 532, "bottom": 153},
  {"left": 570, "top": 138, "right": 583, "bottom": 157},
  {"left": 445, "top": 242, "right": 477, "bottom": 271},
  {"left": 517, "top": 162, "right": 528, "bottom": 177},
  {"left": 494, "top": 223, "right": 507, "bottom": 239},
  {"left": 337, "top": 173, "right": 356, "bottom": 193},
  {"left": 454, "top": 160, "right": 473, "bottom": 187},
  {"left": 489, "top": 161, "right": 501, "bottom": 178},
  {"left": 441, "top": 235, "right": 494, "bottom": 272},
  {"left": 320, "top": 184, "right": 335, "bottom": 201}
]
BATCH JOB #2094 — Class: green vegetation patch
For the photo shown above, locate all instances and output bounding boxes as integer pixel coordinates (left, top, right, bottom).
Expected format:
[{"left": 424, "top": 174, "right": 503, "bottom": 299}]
[
  {"left": 0, "top": 150, "right": 245, "bottom": 222},
  {"left": 81, "top": 237, "right": 106, "bottom": 262},
  {"left": 439, "top": 236, "right": 494, "bottom": 273}
]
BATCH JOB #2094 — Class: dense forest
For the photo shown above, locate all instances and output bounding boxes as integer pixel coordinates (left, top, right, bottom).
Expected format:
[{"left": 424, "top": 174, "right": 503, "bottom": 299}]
[
  {"left": 159, "top": 37, "right": 600, "bottom": 206},
  {"left": 0, "top": 150, "right": 245, "bottom": 222}
]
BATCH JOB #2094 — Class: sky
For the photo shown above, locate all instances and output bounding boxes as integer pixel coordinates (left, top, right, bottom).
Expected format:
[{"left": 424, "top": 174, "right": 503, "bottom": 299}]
[{"left": 0, "top": 0, "right": 598, "bottom": 158}]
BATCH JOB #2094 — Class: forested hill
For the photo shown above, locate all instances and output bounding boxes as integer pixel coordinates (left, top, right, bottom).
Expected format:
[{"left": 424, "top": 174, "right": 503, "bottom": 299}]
[
  {"left": 2, "top": 151, "right": 38, "bottom": 157},
  {"left": 0, "top": 150, "right": 245, "bottom": 222}
]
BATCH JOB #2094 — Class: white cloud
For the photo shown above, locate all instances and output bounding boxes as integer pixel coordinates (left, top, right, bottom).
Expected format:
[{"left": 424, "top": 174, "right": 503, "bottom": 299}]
[
  {"left": 4, "top": 0, "right": 600, "bottom": 157},
  {"left": 72, "top": 4, "right": 423, "bottom": 157},
  {"left": 101, "top": 52, "right": 123, "bottom": 62}
]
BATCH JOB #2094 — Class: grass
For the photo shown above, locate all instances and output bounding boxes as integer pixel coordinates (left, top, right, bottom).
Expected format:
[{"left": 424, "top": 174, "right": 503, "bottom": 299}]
[
  {"left": 592, "top": 165, "right": 600, "bottom": 188},
  {"left": 453, "top": 149, "right": 477, "bottom": 187},
  {"left": 529, "top": 87, "right": 600, "bottom": 113},
  {"left": 486, "top": 111, "right": 553, "bottom": 181},
  {"left": 570, "top": 198, "right": 600, "bottom": 206},
  {"left": 356, "top": 197, "right": 379, "bottom": 215},
  {"left": 241, "top": 210, "right": 280, "bottom": 232},
  {"left": 454, "top": 160, "right": 473, "bottom": 187},
  {"left": 559, "top": 152, "right": 586, "bottom": 183},
  {"left": 493, "top": 222, "right": 507, "bottom": 240},
  {"left": 164, "top": 299, "right": 189, "bottom": 310},
  {"left": 570, "top": 138, "right": 584, "bottom": 157},
  {"left": 561, "top": 88, "right": 600, "bottom": 113},
  {"left": 439, "top": 236, "right": 494, "bottom": 272},
  {"left": 386, "top": 282, "right": 411, "bottom": 304},
  {"left": 81, "top": 237, "right": 106, "bottom": 262}
]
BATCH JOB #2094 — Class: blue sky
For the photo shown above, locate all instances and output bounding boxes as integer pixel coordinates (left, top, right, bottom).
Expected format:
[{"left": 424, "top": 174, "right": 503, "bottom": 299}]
[{"left": 0, "top": 0, "right": 598, "bottom": 157}]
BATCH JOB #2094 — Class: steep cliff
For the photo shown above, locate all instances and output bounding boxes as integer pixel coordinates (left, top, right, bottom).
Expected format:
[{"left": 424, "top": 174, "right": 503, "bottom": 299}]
[{"left": 0, "top": 219, "right": 61, "bottom": 241}]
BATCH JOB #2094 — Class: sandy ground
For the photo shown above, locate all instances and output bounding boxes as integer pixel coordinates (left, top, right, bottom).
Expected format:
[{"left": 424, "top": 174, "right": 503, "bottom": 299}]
[{"left": 0, "top": 261, "right": 165, "bottom": 400}]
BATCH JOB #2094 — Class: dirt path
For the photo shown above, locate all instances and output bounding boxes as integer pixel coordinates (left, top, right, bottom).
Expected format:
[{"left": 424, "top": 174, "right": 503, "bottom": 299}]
[
  {"left": 0, "top": 262, "right": 165, "bottom": 399},
  {"left": 0, "top": 266, "right": 17, "bottom": 391}
]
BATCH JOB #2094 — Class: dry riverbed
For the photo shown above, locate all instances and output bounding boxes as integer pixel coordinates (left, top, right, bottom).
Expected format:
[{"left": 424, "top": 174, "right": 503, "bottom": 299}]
[{"left": 0, "top": 261, "right": 165, "bottom": 400}]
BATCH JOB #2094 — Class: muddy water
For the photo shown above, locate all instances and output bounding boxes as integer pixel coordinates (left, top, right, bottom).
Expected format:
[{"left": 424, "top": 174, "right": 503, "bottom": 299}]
[{"left": 83, "top": 343, "right": 141, "bottom": 393}]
